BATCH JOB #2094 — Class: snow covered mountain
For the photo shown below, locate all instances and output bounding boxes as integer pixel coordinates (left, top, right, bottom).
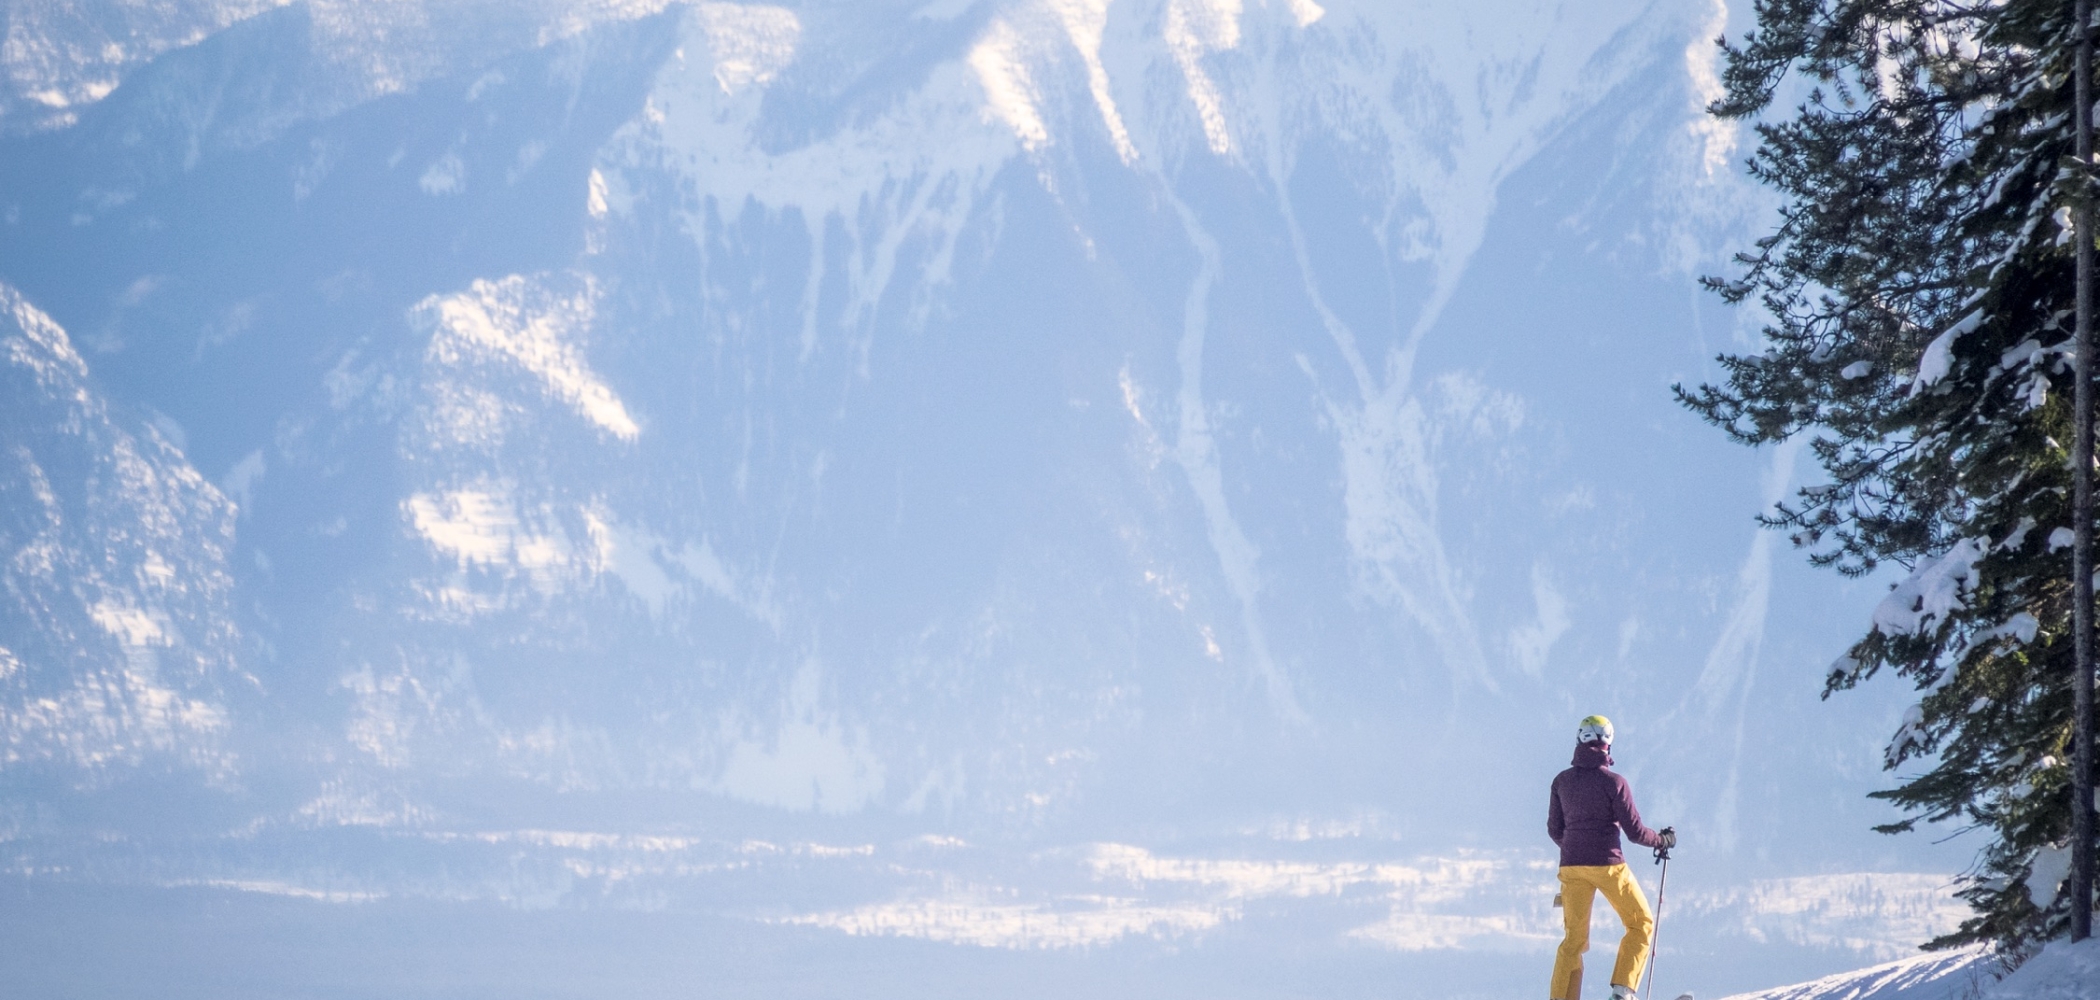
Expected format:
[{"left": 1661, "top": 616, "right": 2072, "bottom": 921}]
[{"left": 0, "top": 1, "right": 1999, "bottom": 996}]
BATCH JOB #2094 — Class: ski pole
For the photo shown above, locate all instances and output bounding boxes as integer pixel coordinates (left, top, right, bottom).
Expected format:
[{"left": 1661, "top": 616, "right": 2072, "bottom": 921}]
[{"left": 1641, "top": 844, "right": 1671, "bottom": 1000}]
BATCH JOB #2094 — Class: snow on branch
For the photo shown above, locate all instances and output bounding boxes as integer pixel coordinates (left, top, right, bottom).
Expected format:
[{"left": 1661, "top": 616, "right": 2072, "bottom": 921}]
[
  {"left": 1871, "top": 537, "right": 1986, "bottom": 636},
  {"left": 1908, "top": 309, "right": 1984, "bottom": 395}
]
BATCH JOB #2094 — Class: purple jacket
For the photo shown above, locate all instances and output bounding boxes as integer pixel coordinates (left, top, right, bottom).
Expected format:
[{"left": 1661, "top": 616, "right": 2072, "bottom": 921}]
[{"left": 1548, "top": 742, "right": 1664, "bottom": 867}]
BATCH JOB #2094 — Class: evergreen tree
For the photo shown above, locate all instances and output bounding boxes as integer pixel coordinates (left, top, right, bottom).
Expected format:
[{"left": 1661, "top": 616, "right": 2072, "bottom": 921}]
[{"left": 1687, "top": 0, "right": 2097, "bottom": 949}]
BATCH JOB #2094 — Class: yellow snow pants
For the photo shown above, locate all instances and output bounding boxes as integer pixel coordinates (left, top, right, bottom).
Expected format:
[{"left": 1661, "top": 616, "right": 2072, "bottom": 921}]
[{"left": 1549, "top": 863, "right": 1653, "bottom": 1000}]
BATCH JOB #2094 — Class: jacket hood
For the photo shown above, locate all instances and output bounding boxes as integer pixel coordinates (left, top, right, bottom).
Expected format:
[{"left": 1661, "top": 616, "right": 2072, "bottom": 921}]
[{"left": 1571, "top": 741, "right": 1613, "bottom": 769}]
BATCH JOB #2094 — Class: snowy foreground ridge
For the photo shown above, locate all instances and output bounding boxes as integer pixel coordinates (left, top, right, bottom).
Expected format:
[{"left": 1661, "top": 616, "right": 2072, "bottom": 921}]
[
  {"left": 1719, "top": 940, "right": 2099, "bottom": 1000},
  {"left": 1983, "top": 941, "right": 2100, "bottom": 1000}
]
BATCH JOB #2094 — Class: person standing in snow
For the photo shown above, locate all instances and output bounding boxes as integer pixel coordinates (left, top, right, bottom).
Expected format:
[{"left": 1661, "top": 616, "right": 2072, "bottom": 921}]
[{"left": 1548, "top": 715, "right": 1675, "bottom": 1000}]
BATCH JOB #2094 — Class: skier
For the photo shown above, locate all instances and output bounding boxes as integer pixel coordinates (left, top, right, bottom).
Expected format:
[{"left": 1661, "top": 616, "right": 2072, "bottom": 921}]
[{"left": 1548, "top": 715, "right": 1675, "bottom": 1000}]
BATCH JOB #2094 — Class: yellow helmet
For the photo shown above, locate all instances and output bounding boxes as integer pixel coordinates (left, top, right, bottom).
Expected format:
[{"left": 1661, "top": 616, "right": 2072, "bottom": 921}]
[{"left": 1577, "top": 715, "right": 1614, "bottom": 745}]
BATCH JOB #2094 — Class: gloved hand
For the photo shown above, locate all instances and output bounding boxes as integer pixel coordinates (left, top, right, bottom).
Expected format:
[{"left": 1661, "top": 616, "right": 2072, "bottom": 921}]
[{"left": 1658, "top": 826, "right": 1677, "bottom": 850}]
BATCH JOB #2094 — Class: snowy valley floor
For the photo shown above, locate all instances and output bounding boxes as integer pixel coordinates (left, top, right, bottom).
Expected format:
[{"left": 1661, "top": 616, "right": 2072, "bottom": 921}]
[{"left": 0, "top": 828, "right": 1986, "bottom": 999}]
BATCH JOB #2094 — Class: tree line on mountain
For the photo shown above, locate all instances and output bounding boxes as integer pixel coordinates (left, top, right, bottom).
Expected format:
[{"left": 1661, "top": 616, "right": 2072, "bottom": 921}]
[{"left": 1686, "top": 0, "right": 2097, "bottom": 952}]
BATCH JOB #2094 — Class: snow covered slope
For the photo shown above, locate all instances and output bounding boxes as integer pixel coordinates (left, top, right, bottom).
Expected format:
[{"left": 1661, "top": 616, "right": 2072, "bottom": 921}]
[
  {"left": 1719, "top": 939, "right": 2100, "bottom": 1000},
  {"left": 1985, "top": 939, "right": 2100, "bottom": 1000},
  {"left": 1715, "top": 948, "right": 1994, "bottom": 1000}
]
